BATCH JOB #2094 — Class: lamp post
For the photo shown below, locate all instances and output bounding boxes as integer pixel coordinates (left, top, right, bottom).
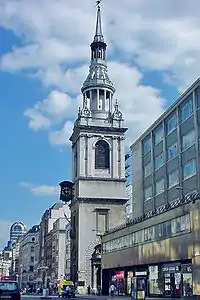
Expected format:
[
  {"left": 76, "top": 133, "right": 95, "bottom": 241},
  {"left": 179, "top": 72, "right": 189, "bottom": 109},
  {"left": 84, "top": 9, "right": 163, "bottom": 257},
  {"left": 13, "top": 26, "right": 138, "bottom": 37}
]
[
  {"left": 37, "top": 266, "right": 49, "bottom": 298},
  {"left": 19, "top": 264, "right": 23, "bottom": 290}
]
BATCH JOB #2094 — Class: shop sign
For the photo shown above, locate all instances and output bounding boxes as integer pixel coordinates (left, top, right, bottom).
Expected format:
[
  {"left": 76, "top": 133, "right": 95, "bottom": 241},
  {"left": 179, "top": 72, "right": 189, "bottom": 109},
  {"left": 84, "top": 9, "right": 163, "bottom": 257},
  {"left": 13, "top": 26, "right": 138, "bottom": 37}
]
[
  {"left": 116, "top": 271, "right": 124, "bottom": 279},
  {"left": 162, "top": 265, "right": 180, "bottom": 272},
  {"left": 182, "top": 265, "right": 192, "bottom": 273},
  {"left": 135, "top": 271, "right": 147, "bottom": 276}
]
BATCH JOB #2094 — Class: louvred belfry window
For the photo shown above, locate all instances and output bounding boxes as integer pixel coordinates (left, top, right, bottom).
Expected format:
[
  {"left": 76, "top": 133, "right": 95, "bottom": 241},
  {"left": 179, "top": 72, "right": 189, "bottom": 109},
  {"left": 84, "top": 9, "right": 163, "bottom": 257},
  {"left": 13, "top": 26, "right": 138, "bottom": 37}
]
[{"left": 95, "top": 140, "right": 110, "bottom": 169}]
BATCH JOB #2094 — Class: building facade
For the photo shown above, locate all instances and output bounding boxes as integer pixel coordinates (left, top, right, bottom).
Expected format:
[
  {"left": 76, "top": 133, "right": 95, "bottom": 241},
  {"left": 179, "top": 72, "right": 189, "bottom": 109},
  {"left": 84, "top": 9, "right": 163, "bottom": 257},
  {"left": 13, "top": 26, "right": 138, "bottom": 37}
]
[
  {"left": 37, "top": 203, "right": 70, "bottom": 288},
  {"left": 132, "top": 78, "right": 200, "bottom": 218},
  {"left": 69, "top": 3, "right": 127, "bottom": 293},
  {"left": 51, "top": 218, "right": 68, "bottom": 285},
  {"left": 19, "top": 225, "right": 40, "bottom": 290},
  {"left": 10, "top": 238, "right": 22, "bottom": 279},
  {"left": 101, "top": 78, "right": 200, "bottom": 297},
  {"left": 102, "top": 194, "right": 200, "bottom": 298}
]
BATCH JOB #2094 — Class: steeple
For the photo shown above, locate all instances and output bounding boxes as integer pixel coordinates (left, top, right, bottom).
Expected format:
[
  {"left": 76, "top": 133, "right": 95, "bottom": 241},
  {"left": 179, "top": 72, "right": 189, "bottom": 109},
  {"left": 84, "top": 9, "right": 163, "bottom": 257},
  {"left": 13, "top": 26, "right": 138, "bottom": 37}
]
[
  {"left": 94, "top": 5, "right": 104, "bottom": 43},
  {"left": 80, "top": 1, "right": 117, "bottom": 118}
]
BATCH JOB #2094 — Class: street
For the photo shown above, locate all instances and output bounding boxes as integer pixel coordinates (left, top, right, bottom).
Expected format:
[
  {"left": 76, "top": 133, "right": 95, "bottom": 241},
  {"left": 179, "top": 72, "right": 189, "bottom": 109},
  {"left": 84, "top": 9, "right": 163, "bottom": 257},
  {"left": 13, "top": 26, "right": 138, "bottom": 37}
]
[{"left": 21, "top": 295, "right": 128, "bottom": 300}]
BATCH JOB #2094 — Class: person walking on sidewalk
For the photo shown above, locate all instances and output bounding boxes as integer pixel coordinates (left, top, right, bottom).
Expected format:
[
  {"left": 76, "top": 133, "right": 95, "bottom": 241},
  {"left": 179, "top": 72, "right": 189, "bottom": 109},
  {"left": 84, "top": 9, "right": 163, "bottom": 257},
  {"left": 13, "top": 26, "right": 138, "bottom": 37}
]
[{"left": 110, "top": 284, "right": 115, "bottom": 296}]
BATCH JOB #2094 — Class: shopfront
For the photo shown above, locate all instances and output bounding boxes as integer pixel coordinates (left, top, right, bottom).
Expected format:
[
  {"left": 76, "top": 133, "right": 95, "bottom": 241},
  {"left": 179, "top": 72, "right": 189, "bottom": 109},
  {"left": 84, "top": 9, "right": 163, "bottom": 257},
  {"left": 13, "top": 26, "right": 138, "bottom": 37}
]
[
  {"left": 148, "top": 261, "right": 193, "bottom": 298},
  {"left": 108, "top": 261, "right": 193, "bottom": 298}
]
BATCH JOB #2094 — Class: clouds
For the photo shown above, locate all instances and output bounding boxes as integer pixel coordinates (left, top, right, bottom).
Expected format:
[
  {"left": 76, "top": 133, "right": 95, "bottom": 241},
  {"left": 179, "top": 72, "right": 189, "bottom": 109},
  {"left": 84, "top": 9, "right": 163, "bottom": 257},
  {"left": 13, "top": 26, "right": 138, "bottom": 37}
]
[
  {"left": 1, "top": 0, "right": 200, "bottom": 146},
  {"left": 20, "top": 182, "right": 60, "bottom": 197},
  {"left": 1, "top": 0, "right": 200, "bottom": 91},
  {"left": 24, "top": 61, "right": 165, "bottom": 146}
]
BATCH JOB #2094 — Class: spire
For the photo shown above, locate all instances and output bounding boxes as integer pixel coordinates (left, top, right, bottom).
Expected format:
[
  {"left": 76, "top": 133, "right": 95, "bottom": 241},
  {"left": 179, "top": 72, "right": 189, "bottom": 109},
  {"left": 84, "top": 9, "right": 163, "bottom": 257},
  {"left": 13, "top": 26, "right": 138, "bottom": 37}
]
[{"left": 94, "top": 4, "right": 104, "bottom": 43}]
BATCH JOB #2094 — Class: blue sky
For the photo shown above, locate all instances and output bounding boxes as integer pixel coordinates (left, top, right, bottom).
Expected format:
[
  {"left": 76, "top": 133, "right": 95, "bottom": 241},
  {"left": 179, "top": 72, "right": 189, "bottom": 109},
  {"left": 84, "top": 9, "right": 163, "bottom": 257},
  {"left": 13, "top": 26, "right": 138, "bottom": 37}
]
[{"left": 0, "top": 0, "right": 200, "bottom": 249}]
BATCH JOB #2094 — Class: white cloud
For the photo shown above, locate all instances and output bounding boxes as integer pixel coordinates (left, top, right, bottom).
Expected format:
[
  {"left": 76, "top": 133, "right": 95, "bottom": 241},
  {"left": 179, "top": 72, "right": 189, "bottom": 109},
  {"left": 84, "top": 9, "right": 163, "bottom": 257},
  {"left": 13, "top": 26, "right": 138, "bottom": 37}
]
[
  {"left": 24, "top": 90, "right": 74, "bottom": 131},
  {"left": 24, "top": 61, "right": 165, "bottom": 146},
  {"left": 1, "top": 0, "right": 200, "bottom": 91},
  {"left": 20, "top": 182, "right": 59, "bottom": 197},
  {"left": 49, "top": 121, "right": 74, "bottom": 146},
  {"left": 2, "top": 0, "right": 200, "bottom": 146},
  {"left": 0, "top": 220, "right": 12, "bottom": 250}
]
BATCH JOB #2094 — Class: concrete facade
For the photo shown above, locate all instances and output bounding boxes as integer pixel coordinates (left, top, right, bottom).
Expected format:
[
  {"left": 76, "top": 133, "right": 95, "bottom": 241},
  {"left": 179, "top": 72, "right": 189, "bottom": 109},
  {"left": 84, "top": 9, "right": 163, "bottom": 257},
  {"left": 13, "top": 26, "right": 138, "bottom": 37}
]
[
  {"left": 69, "top": 3, "right": 127, "bottom": 293},
  {"left": 131, "top": 78, "right": 200, "bottom": 218},
  {"left": 101, "top": 196, "right": 200, "bottom": 296}
]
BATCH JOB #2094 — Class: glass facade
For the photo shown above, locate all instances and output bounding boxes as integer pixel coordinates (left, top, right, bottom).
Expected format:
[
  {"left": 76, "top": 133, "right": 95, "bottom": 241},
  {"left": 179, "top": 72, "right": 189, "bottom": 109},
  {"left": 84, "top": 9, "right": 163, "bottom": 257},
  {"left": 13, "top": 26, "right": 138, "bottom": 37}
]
[
  {"left": 180, "top": 97, "right": 193, "bottom": 123},
  {"left": 154, "top": 152, "right": 164, "bottom": 170},
  {"left": 103, "top": 214, "right": 190, "bottom": 254},
  {"left": 144, "top": 186, "right": 152, "bottom": 201},
  {"left": 155, "top": 178, "right": 164, "bottom": 195},
  {"left": 182, "top": 130, "right": 195, "bottom": 150},
  {"left": 166, "top": 114, "right": 177, "bottom": 135},
  {"left": 183, "top": 159, "right": 196, "bottom": 180},
  {"left": 167, "top": 142, "right": 178, "bottom": 160},
  {"left": 168, "top": 169, "right": 179, "bottom": 188},
  {"left": 154, "top": 127, "right": 163, "bottom": 146},
  {"left": 143, "top": 138, "right": 151, "bottom": 155},
  {"left": 144, "top": 162, "right": 152, "bottom": 178}
]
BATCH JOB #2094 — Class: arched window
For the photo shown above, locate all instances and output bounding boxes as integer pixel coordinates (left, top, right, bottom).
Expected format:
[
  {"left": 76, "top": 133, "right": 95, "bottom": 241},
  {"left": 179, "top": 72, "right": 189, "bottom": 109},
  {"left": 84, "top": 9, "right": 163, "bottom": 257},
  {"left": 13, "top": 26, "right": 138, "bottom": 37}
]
[
  {"left": 95, "top": 140, "right": 110, "bottom": 169},
  {"left": 13, "top": 225, "right": 22, "bottom": 232}
]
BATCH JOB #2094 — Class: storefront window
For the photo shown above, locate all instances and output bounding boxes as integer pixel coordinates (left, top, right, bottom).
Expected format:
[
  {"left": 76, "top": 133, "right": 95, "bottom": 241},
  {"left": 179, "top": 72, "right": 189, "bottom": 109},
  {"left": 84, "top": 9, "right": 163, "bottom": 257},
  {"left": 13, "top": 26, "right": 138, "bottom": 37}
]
[
  {"left": 176, "top": 217, "right": 181, "bottom": 233},
  {"left": 115, "top": 271, "right": 125, "bottom": 296},
  {"left": 182, "top": 265, "right": 193, "bottom": 296},
  {"left": 127, "top": 271, "right": 133, "bottom": 294},
  {"left": 149, "top": 266, "right": 162, "bottom": 295}
]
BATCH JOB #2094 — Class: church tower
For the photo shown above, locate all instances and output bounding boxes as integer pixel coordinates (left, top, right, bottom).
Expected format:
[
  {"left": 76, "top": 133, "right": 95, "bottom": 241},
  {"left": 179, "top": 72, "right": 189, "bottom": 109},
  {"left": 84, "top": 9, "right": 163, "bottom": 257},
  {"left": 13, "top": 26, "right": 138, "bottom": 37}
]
[{"left": 69, "top": 2, "right": 128, "bottom": 292}]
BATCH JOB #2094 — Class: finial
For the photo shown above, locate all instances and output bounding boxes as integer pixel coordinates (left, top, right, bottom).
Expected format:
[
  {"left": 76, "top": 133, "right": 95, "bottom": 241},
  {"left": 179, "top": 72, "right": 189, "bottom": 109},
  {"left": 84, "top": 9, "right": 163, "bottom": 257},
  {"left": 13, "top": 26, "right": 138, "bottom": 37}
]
[
  {"left": 115, "top": 99, "right": 118, "bottom": 106},
  {"left": 96, "top": 0, "right": 101, "bottom": 9}
]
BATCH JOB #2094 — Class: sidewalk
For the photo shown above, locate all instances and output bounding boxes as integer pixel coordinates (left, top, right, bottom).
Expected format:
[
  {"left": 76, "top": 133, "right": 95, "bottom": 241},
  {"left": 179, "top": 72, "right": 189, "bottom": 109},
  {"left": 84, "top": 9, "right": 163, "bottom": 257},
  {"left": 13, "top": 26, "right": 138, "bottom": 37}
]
[{"left": 77, "top": 295, "right": 192, "bottom": 300}]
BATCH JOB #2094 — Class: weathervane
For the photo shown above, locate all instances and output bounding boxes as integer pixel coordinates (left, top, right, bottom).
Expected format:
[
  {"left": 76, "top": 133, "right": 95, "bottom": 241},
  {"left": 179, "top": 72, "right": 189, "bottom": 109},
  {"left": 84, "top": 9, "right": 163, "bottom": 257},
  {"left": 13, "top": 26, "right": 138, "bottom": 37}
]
[{"left": 96, "top": 0, "right": 101, "bottom": 8}]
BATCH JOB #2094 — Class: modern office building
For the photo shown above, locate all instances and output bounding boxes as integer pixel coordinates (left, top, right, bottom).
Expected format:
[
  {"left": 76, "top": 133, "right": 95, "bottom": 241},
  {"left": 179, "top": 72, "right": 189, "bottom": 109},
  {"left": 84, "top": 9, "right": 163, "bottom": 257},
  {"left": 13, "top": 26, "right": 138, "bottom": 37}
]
[
  {"left": 101, "top": 78, "right": 200, "bottom": 298},
  {"left": 132, "top": 78, "right": 200, "bottom": 217},
  {"left": 10, "top": 221, "right": 27, "bottom": 243}
]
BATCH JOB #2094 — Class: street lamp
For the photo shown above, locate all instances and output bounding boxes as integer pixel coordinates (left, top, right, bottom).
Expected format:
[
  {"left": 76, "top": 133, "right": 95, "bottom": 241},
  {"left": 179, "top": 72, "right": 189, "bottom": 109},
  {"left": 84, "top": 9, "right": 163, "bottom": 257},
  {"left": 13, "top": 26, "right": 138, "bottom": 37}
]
[
  {"left": 19, "top": 264, "right": 23, "bottom": 290},
  {"left": 37, "top": 266, "right": 49, "bottom": 297}
]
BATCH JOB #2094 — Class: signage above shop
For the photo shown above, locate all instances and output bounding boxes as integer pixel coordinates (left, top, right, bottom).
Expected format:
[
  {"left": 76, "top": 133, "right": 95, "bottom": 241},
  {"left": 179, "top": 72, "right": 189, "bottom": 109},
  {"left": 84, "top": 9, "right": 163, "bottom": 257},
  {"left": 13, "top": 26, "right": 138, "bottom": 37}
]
[
  {"left": 135, "top": 271, "right": 147, "bottom": 276},
  {"left": 162, "top": 265, "right": 180, "bottom": 273}
]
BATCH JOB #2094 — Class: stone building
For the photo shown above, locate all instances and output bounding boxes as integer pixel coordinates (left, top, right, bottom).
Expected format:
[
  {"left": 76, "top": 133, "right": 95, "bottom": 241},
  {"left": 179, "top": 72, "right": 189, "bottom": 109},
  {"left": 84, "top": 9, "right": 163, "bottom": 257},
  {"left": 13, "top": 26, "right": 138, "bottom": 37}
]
[
  {"left": 69, "top": 3, "right": 127, "bottom": 293},
  {"left": 37, "top": 203, "right": 70, "bottom": 288},
  {"left": 19, "top": 225, "right": 40, "bottom": 290}
]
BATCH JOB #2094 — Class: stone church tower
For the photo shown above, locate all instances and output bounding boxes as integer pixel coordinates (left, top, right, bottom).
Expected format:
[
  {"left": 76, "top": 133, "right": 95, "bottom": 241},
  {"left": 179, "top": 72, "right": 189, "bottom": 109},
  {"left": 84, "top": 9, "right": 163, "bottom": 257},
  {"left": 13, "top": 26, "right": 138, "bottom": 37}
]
[{"left": 69, "top": 3, "right": 128, "bottom": 292}]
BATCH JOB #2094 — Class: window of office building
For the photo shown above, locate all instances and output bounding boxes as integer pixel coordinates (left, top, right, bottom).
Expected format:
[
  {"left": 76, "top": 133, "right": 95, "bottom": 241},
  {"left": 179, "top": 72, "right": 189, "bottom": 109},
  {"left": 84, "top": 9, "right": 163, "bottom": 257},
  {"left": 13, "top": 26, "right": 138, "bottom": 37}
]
[
  {"left": 144, "top": 185, "right": 152, "bottom": 201},
  {"left": 183, "top": 159, "right": 196, "bottom": 180},
  {"left": 144, "top": 162, "right": 152, "bottom": 178},
  {"left": 155, "top": 152, "right": 164, "bottom": 170},
  {"left": 166, "top": 114, "right": 177, "bottom": 135},
  {"left": 102, "top": 214, "right": 190, "bottom": 254},
  {"left": 182, "top": 129, "right": 196, "bottom": 150},
  {"left": 153, "top": 127, "right": 163, "bottom": 146},
  {"left": 143, "top": 138, "right": 151, "bottom": 154},
  {"left": 155, "top": 178, "right": 164, "bottom": 195},
  {"left": 167, "top": 142, "right": 178, "bottom": 160},
  {"left": 196, "top": 88, "right": 200, "bottom": 109},
  {"left": 180, "top": 98, "right": 193, "bottom": 122},
  {"left": 168, "top": 169, "right": 179, "bottom": 188}
]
